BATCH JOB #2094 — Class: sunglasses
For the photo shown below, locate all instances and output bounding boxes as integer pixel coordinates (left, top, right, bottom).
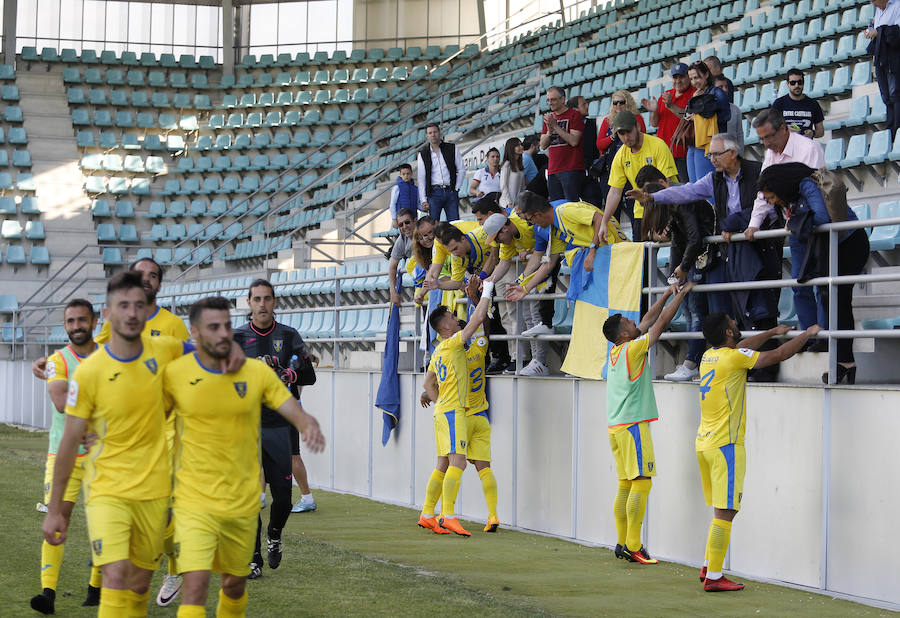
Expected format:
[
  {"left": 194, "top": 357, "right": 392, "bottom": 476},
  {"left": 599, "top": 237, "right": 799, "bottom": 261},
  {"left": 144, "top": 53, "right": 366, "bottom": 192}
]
[
  {"left": 398, "top": 220, "right": 413, "bottom": 226},
  {"left": 788, "top": 79, "right": 803, "bottom": 85},
  {"left": 612, "top": 100, "right": 626, "bottom": 106}
]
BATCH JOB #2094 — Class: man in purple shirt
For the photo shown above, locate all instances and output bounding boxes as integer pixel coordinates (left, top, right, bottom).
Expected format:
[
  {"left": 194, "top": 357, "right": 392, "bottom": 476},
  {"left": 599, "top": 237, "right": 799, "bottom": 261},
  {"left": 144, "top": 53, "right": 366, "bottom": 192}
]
[{"left": 743, "top": 108, "right": 824, "bottom": 240}]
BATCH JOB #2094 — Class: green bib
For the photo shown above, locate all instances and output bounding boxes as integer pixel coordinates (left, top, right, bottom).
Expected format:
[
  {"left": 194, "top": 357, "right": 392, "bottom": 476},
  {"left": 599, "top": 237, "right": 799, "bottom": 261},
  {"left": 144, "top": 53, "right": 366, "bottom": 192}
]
[
  {"left": 606, "top": 337, "right": 658, "bottom": 427},
  {"left": 48, "top": 345, "right": 87, "bottom": 455}
]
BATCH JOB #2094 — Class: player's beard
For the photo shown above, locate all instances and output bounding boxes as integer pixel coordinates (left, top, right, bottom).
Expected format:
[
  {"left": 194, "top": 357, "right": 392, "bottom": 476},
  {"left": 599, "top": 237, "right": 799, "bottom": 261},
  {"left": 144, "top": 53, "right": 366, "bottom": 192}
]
[
  {"left": 68, "top": 329, "right": 92, "bottom": 346},
  {"left": 202, "top": 338, "right": 232, "bottom": 360},
  {"left": 144, "top": 286, "right": 157, "bottom": 304}
]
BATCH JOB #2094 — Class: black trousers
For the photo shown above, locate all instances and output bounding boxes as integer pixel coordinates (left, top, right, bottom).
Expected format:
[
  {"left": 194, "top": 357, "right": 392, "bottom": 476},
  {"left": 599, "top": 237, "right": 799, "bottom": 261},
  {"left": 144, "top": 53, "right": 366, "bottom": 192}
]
[
  {"left": 255, "top": 425, "right": 293, "bottom": 554},
  {"left": 817, "top": 229, "right": 870, "bottom": 364}
]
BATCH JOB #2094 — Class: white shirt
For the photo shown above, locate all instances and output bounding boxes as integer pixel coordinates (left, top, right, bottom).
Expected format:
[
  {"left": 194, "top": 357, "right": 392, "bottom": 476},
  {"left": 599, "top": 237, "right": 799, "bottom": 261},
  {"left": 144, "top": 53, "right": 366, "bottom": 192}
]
[
  {"left": 748, "top": 131, "right": 825, "bottom": 228},
  {"left": 416, "top": 143, "right": 466, "bottom": 204},
  {"left": 874, "top": 0, "right": 900, "bottom": 28},
  {"left": 473, "top": 167, "right": 502, "bottom": 195}
]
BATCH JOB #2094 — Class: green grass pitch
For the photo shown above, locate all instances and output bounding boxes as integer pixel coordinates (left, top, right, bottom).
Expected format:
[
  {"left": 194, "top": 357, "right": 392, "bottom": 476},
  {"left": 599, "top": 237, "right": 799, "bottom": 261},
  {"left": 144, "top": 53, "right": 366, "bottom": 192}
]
[{"left": 1, "top": 424, "right": 891, "bottom": 617}]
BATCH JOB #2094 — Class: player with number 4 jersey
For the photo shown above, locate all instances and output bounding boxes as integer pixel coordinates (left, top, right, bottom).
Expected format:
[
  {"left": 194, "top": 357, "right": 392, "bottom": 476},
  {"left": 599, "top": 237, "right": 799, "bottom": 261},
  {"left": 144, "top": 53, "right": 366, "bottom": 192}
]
[{"left": 696, "top": 313, "right": 820, "bottom": 593}]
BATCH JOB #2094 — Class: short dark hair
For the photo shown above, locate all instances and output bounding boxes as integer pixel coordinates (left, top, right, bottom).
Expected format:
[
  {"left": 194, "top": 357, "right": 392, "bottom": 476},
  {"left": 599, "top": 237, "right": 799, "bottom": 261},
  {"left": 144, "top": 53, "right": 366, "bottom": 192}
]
[
  {"left": 786, "top": 68, "right": 804, "bottom": 80},
  {"left": 547, "top": 85, "right": 565, "bottom": 100},
  {"left": 752, "top": 107, "right": 785, "bottom": 131},
  {"left": 425, "top": 122, "right": 440, "bottom": 132},
  {"left": 567, "top": 95, "right": 586, "bottom": 109},
  {"left": 471, "top": 196, "right": 502, "bottom": 216},
  {"left": 248, "top": 278, "right": 275, "bottom": 298},
  {"left": 429, "top": 305, "right": 452, "bottom": 333},
  {"left": 107, "top": 270, "right": 148, "bottom": 300},
  {"left": 130, "top": 257, "right": 163, "bottom": 282},
  {"left": 65, "top": 298, "right": 95, "bottom": 317},
  {"left": 714, "top": 75, "right": 732, "bottom": 95},
  {"left": 602, "top": 313, "right": 626, "bottom": 343},
  {"left": 189, "top": 295, "right": 232, "bottom": 325},
  {"left": 703, "top": 55, "right": 722, "bottom": 71},
  {"left": 434, "top": 222, "right": 465, "bottom": 245},
  {"left": 517, "top": 190, "right": 551, "bottom": 216},
  {"left": 634, "top": 165, "right": 667, "bottom": 188},
  {"left": 522, "top": 134, "right": 538, "bottom": 150},
  {"left": 396, "top": 208, "right": 415, "bottom": 221},
  {"left": 398, "top": 163, "right": 412, "bottom": 172},
  {"left": 702, "top": 312, "right": 733, "bottom": 348}
]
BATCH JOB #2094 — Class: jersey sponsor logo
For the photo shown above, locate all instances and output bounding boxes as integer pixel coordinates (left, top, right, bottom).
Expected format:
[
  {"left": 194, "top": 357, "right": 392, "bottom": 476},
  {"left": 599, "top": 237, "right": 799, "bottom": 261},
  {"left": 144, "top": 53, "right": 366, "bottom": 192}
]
[
  {"left": 46, "top": 361, "right": 57, "bottom": 379},
  {"left": 189, "top": 378, "right": 202, "bottom": 385},
  {"left": 737, "top": 347, "right": 754, "bottom": 358},
  {"left": 151, "top": 329, "right": 161, "bottom": 336},
  {"left": 245, "top": 337, "right": 257, "bottom": 343},
  {"left": 273, "top": 339, "right": 283, "bottom": 353},
  {"left": 108, "top": 372, "right": 121, "bottom": 382},
  {"left": 91, "top": 539, "right": 102, "bottom": 555},
  {"left": 234, "top": 381, "right": 247, "bottom": 398},
  {"left": 144, "top": 358, "right": 158, "bottom": 374},
  {"left": 66, "top": 380, "right": 79, "bottom": 406}
]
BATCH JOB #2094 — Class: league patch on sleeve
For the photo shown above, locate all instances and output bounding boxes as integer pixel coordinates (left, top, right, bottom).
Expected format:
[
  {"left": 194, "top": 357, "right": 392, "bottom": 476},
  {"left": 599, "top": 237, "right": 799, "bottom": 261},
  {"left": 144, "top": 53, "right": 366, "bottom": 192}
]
[
  {"left": 476, "top": 336, "right": 487, "bottom": 348},
  {"left": 66, "top": 379, "right": 79, "bottom": 407},
  {"left": 45, "top": 361, "right": 57, "bottom": 379},
  {"left": 737, "top": 348, "right": 755, "bottom": 358}
]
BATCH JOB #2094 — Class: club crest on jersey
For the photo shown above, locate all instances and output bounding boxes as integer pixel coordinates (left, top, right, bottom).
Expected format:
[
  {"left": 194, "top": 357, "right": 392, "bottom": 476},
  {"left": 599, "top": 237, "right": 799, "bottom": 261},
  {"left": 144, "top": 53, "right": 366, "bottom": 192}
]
[
  {"left": 151, "top": 329, "right": 161, "bottom": 336},
  {"left": 647, "top": 461, "right": 655, "bottom": 472},
  {"left": 92, "top": 539, "right": 102, "bottom": 555},
  {"left": 144, "top": 358, "right": 158, "bottom": 374},
  {"left": 273, "top": 339, "right": 283, "bottom": 353},
  {"left": 234, "top": 381, "right": 247, "bottom": 398}
]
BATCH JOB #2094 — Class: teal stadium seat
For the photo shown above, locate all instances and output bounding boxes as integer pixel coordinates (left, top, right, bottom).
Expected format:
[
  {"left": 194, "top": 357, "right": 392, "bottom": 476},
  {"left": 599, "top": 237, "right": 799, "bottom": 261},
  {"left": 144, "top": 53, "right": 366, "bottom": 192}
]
[{"left": 869, "top": 202, "right": 900, "bottom": 251}]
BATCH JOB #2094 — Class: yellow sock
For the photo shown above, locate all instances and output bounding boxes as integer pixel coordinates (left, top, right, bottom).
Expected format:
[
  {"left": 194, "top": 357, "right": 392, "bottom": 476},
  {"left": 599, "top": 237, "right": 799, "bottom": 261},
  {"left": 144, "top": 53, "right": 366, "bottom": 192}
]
[
  {"left": 127, "top": 589, "right": 149, "bottom": 617},
  {"left": 440, "top": 466, "right": 464, "bottom": 517},
  {"left": 422, "top": 469, "right": 445, "bottom": 516},
  {"left": 40, "top": 540, "right": 65, "bottom": 590},
  {"left": 90, "top": 564, "right": 103, "bottom": 588},
  {"left": 177, "top": 605, "right": 207, "bottom": 618},
  {"left": 705, "top": 518, "right": 732, "bottom": 576},
  {"left": 625, "top": 478, "right": 652, "bottom": 551},
  {"left": 98, "top": 588, "right": 128, "bottom": 618},
  {"left": 613, "top": 480, "right": 631, "bottom": 547},
  {"left": 216, "top": 589, "right": 248, "bottom": 618},
  {"left": 478, "top": 467, "right": 498, "bottom": 519}
]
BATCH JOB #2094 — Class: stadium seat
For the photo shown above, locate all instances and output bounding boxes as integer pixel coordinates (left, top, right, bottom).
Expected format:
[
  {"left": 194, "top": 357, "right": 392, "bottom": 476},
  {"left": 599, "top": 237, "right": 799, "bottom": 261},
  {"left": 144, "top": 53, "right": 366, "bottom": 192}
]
[
  {"left": 864, "top": 130, "right": 892, "bottom": 165},
  {"left": 840, "top": 134, "right": 868, "bottom": 168},
  {"left": 869, "top": 201, "right": 900, "bottom": 251},
  {"left": 30, "top": 246, "right": 50, "bottom": 265}
]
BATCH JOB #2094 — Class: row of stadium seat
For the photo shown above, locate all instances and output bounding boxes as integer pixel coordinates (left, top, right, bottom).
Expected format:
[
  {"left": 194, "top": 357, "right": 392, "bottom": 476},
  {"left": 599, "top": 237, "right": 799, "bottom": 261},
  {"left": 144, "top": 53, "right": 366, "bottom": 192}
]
[
  {"left": 80, "top": 154, "right": 165, "bottom": 175},
  {"left": 71, "top": 108, "right": 199, "bottom": 131},
  {"left": 0, "top": 196, "right": 39, "bottom": 215},
  {"left": 0, "top": 245, "right": 49, "bottom": 265},
  {"left": 825, "top": 130, "right": 900, "bottom": 171},
  {"left": 1, "top": 220, "right": 43, "bottom": 239}
]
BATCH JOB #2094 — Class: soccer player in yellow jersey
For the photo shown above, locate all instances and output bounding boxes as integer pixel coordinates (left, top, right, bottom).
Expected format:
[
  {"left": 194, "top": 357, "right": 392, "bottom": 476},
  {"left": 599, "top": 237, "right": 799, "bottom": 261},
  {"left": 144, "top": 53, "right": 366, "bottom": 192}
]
[
  {"left": 30, "top": 299, "right": 102, "bottom": 614},
  {"left": 164, "top": 296, "right": 324, "bottom": 618},
  {"left": 602, "top": 282, "right": 692, "bottom": 565},
  {"left": 423, "top": 214, "right": 507, "bottom": 296},
  {"left": 416, "top": 280, "right": 494, "bottom": 537},
  {"left": 696, "top": 313, "right": 820, "bottom": 592}
]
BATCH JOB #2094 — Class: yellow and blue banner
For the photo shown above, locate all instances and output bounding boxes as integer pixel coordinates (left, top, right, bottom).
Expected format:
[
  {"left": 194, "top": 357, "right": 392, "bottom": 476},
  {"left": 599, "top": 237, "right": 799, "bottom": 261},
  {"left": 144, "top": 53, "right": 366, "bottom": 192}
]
[
  {"left": 376, "top": 277, "right": 402, "bottom": 445},
  {"left": 560, "top": 242, "right": 644, "bottom": 380}
]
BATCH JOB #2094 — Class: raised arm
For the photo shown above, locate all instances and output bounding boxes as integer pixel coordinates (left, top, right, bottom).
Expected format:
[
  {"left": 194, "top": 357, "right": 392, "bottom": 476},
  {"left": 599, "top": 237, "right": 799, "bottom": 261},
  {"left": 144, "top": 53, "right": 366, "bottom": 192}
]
[
  {"left": 753, "top": 325, "right": 821, "bottom": 368},
  {"left": 460, "top": 281, "right": 494, "bottom": 342},
  {"left": 646, "top": 282, "right": 693, "bottom": 346},
  {"left": 637, "top": 284, "right": 676, "bottom": 332}
]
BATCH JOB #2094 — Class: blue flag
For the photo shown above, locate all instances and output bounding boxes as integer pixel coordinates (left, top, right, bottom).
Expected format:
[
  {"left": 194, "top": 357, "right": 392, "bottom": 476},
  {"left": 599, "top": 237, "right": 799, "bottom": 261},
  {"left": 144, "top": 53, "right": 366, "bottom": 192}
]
[{"left": 376, "top": 276, "right": 402, "bottom": 445}]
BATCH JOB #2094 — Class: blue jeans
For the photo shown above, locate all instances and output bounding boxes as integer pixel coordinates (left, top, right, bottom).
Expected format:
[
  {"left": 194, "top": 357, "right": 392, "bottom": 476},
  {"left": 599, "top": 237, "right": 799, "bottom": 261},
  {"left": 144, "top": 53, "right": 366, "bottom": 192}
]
[
  {"left": 547, "top": 170, "right": 583, "bottom": 202},
  {"left": 687, "top": 146, "right": 715, "bottom": 183},
  {"left": 875, "top": 62, "right": 900, "bottom": 135},
  {"left": 789, "top": 236, "right": 822, "bottom": 329},
  {"left": 428, "top": 186, "right": 459, "bottom": 222},
  {"left": 685, "top": 261, "right": 732, "bottom": 364}
]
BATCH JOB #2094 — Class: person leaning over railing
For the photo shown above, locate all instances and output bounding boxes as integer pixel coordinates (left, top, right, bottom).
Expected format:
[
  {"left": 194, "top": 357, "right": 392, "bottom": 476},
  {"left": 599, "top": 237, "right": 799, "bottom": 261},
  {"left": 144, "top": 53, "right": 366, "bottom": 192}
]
[
  {"left": 756, "top": 162, "right": 870, "bottom": 384},
  {"left": 388, "top": 208, "right": 417, "bottom": 307}
]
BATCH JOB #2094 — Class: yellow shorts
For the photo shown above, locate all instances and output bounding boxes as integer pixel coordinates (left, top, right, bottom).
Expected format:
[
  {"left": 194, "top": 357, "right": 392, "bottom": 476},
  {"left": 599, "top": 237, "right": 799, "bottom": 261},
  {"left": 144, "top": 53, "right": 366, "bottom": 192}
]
[
  {"left": 608, "top": 421, "right": 657, "bottom": 480},
  {"left": 434, "top": 409, "right": 467, "bottom": 457},
  {"left": 697, "top": 443, "right": 746, "bottom": 511},
  {"left": 172, "top": 507, "right": 256, "bottom": 577},
  {"left": 43, "top": 454, "right": 86, "bottom": 504},
  {"left": 85, "top": 495, "right": 168, "bottom": 569},
  {"left": 465, "top": 411, "right": 491, "bottom": 462}
]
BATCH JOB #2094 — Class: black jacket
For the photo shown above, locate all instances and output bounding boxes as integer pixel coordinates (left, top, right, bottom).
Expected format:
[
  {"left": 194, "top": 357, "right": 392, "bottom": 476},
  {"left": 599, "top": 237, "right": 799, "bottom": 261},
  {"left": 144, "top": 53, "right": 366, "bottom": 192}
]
[
  {"left": 233, "top": 320, "right": 308, "bottom": 427},
  {"left": 419, "top": 142, "right": 459, "bottom": 198},
  {"left": 668, "top": 200, "right": 717, "bottom": 274}
]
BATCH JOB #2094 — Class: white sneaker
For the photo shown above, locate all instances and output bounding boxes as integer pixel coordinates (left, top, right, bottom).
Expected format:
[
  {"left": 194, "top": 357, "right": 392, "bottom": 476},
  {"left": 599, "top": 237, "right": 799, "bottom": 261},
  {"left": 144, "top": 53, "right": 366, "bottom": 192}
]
[
  {"left": 664, "top": 363, "right": 699, "bottom": 382},
  {"left": 519, "top": 359, "right": 550, "bottom": 376},
  {"left": 156, "top": 574, "right": 181, "bottom": 607},
  {"left": 291, "top": 495, "right": 317, "bottom": 513},
  {"left": 521, "top": 323, "right": 553, "bottom": 337}
]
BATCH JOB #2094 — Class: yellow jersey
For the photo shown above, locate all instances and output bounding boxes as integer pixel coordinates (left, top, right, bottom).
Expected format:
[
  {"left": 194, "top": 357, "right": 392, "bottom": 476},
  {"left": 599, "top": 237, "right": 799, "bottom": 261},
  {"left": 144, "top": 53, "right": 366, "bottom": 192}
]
[
  {"left": 427, "top": 331, "right": 468, "bottom": 415},
  {"left": 449, "top": 225, "right": 493, "bottom": 282},
  {"left": 65, "top": 335, "right": 185, "bottom": 502},
  {"left": 465, "top": 333, "right": 489, "bottom": 416},
  {"left": 696, "top": 346, "right": 760, "bottom": 450},
  {"left": 498, "top": 215, "right": 536, "bottom": 261},
  {"left": 164, "top": 355, "right": 293, "bottom": 518},
  {"left": 607, "top": 134, "right": 679, "bottom": 218},
  {"left": 95, "top": 305, "right": 190, "bottom": 344},
  {"left": 432, "top": 220, "right": 481, "bottom": 266}
]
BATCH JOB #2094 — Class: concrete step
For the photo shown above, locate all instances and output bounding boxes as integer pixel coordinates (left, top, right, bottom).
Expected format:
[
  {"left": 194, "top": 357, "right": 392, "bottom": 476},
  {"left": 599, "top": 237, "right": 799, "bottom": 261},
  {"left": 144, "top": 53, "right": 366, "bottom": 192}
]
[{"left": 868, "top": 265, "right": 900, "bottom": 295}]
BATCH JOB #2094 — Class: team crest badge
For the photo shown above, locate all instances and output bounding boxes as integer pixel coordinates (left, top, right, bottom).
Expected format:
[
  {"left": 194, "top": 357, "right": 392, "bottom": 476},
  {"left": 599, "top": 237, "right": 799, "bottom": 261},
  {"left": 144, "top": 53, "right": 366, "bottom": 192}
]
[
  {"left": 647, "top": 461, "right": 655, "bottom": 472},
  {"left": 151, "top": 329, "right": 161, "bottom": 336},
  {"left": 144, "top": 358, "right": 158, "bottom": 374},
  {"left": 234, "top": 382, "right": 247, "bottom": 398},
  {"left": 645, "top": 156, "right": 653, "bottom": 164},
  {"left": 92, "top": 539, "right": 102, "bottom": 555},
  {"left": 460, "top": 440, "right": 467, "bottom": 449},
  {"left": 273, "top": 339, "right": 283, "bottom": 353}
]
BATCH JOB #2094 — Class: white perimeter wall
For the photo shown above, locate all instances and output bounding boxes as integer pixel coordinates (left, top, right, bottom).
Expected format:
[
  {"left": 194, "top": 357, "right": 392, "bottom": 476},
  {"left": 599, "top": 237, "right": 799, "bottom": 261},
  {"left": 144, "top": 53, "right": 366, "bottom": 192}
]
[{"left": 4, "top": 362, "right": 898, "bottom": 609}]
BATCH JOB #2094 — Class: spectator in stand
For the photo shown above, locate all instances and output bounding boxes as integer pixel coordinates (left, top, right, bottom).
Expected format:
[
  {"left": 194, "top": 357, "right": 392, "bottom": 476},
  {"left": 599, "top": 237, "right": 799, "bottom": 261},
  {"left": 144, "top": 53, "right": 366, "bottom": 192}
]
[
  {"left": 417, "top": 123, "right": 466, "bottom": 221},
  {"left": 389, "top": 164, "right": 420, "bottom": 228},
  {"left": 714, "top": 75, "right": 745, "bottom": 155},
  {"left": 644, "top": 62, "right": 694, "bottom": 182},
  {"left": 597, "top": 110, "right": 677, "bottom": 243},
  {"left": 865, "top": 0, "right": 900, "bottom": 138},
  {"left": 771, "top": 69, "right": 825, "bottom": 140},
  {"left": 757, "top": 163, "right": 870, "bottom": 384},
  {"left": 499, "top": 137, "right": 525, "bottom": 211},
  {"left": 388, "top": 208, "right": 417, "bottom": 306},
  {"left": 595, "top": 91, "right": 647, "bottom": 228},
  {"left": 681, "top": 61, "right": 730, "bottom": 182},
  {"left": 540, "top": 86, "right": 585, "bottom": 202},
  {"left": 703, "top": 55, "right": 734, "bottom": 103},
  {"left": 522, "top": 133, "right": 548, "bottom": 197},
  {"left": 469, "top": 147, "right": 503, "bottom": 204},
  {"left": 571, "top": 95, "right": 602, "bottom": 206}
]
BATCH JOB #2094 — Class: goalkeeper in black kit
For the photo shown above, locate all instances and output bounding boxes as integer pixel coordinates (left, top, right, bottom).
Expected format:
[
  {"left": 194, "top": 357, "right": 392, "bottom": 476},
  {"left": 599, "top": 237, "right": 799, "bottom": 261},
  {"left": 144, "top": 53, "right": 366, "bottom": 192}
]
[{"left": 233, "top": 279, "right": 317, "bottom": 579}]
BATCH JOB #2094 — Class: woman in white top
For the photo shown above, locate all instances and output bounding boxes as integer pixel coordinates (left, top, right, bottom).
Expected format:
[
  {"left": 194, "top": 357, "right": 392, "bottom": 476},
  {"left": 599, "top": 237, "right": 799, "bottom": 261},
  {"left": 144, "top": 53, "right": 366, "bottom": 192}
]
[
  {"left": 469, "top": 147, "right": 502, "bottom": 202},
  {"left": 499, "top": 137, "right": 525, "bottom": 210}
]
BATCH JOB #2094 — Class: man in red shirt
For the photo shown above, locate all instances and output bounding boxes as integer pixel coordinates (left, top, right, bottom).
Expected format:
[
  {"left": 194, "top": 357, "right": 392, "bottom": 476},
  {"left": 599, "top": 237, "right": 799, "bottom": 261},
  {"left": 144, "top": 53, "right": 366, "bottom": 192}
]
[
  {"left": 642, "top": 62, "right": 694, "bottom": 185},
  {"left": 539, "top": 85, "right": 585, "bottom": 202}
]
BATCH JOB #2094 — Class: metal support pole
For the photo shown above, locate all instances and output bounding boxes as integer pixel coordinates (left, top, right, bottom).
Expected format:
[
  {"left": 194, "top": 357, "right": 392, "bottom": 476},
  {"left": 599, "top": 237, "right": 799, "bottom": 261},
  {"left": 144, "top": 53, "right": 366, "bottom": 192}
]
[
  {"left": 222, "top": 0, "right": 235, "bottom": 75},
  {"left": 826, "top": 229, "right": 838, "bottom": 385},
  {"left": 2, "top": 0, "right": 17, "bottom": 67},
  {"left": 333, "top": 279, "right": 341, "bottom": 368}
]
